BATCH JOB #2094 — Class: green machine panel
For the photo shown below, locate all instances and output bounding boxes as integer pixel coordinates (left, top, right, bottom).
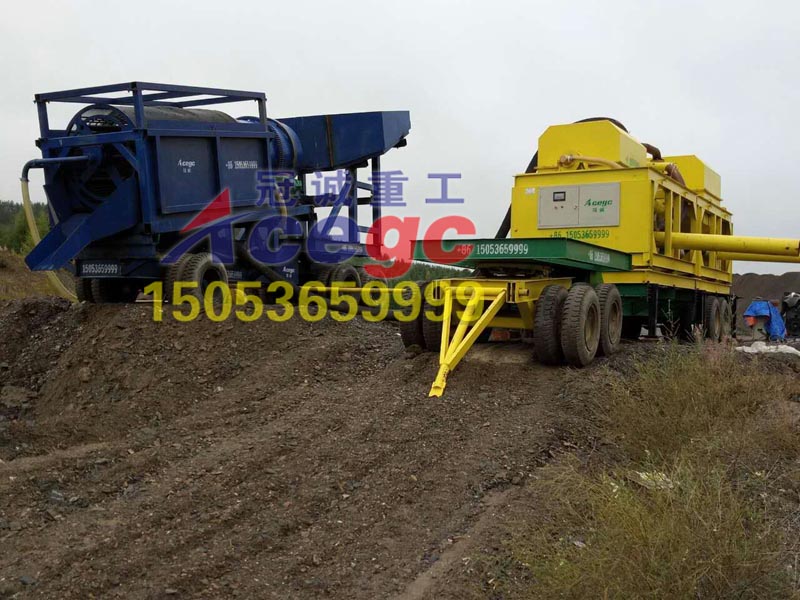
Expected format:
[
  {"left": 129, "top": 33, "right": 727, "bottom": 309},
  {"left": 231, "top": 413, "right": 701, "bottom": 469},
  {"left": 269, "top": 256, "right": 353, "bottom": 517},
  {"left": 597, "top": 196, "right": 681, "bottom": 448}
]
[{"left": 413, "top": 237, "right": 632, "bottom": 272}]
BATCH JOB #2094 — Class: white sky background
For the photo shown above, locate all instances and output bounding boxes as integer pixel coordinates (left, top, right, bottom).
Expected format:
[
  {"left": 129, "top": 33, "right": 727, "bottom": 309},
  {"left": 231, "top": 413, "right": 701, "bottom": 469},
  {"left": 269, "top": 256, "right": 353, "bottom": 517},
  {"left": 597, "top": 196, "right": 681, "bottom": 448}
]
[{"left": 0, "top": 0, "right": 798, "bottom": 275}]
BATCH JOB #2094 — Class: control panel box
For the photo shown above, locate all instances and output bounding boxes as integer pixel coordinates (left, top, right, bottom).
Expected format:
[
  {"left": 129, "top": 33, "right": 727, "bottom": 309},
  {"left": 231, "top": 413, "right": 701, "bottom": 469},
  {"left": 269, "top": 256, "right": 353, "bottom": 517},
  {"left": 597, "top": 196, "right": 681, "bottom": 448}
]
[{"left": 538, "top": 183, "right": 620, "bottom": 229}]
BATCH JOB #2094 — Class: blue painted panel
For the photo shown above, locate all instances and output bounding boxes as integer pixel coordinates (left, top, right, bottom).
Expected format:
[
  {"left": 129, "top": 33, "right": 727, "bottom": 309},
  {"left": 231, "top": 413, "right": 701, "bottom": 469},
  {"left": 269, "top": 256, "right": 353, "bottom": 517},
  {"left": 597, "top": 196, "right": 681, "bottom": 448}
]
[
  {"left": 278, "top": 111, "right": 410, "bottom": 172},
  {"left": 157, "top": 137, "right": 218, "bottom": 214},
  {"left": 27, "top": 83, "right": 410, "bottom": 272},
  {"left": 219, "top": 137, "right": 267, "bottom": 206}
]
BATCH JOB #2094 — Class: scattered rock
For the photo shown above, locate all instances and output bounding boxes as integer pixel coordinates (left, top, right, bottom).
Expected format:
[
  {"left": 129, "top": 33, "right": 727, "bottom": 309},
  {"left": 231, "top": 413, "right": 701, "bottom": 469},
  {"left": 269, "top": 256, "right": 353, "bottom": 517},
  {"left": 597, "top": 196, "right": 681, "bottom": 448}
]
[
  {"left": 0, "top": 385, "right": 34, "bottom": 409},
  {"left": 48, "top": 489, "right": 66, "bottom": 503}
]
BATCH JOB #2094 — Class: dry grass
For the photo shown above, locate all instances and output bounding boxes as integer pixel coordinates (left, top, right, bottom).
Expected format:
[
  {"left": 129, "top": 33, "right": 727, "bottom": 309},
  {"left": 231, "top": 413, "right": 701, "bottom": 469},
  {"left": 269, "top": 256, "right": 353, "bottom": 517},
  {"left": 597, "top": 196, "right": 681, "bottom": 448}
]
[
  {"left": 602, "top": 343, "right": 799, "bottom": 464},
  {"left": 508, "top": 457, "right": 791, "bottom": 599},
  {"left": 0, "top": 249, "right": 69, "bottom": 300},
  {"left": 489, "top": 345, "right": 800, "bottom": 599}
]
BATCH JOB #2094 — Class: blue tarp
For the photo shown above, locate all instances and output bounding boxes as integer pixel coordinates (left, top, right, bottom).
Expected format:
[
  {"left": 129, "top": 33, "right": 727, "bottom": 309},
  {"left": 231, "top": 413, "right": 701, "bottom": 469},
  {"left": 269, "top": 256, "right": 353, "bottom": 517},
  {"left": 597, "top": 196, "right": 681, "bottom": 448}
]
[{"left": 744, "top": 300, "right": 787, "bottom": 340}]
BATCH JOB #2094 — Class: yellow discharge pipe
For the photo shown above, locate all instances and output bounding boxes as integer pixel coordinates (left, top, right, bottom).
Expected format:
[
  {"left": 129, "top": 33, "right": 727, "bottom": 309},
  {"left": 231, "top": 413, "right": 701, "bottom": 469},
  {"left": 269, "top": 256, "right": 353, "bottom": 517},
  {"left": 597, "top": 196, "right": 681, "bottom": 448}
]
[
  {"left": 717, "top": 252, "right": 800, "bottom": 264},
  {"left": 21, "top": 178, "right": 76, "bottom": 301},
  {"left": 654, "top": 232, "right": 800, "bottom": 257}
]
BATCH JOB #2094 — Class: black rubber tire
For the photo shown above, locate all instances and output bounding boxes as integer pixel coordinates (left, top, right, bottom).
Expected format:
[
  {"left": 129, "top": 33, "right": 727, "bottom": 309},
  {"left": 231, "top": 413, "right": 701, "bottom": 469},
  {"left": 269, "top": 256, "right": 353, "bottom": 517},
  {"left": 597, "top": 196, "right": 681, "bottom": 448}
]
[
  {"left": 89, "top": 279, "right": 139, "bottom": 304},
  {"left": 328, "top": 264, "right": 361, "bottom": 316},
  {"left": 181, "top": 253, "right": 229, "bottom": 302},
  {"left": 164, "top": 253, "right": 194, "bottom": 302},
  {"left": 422, "top": 294, "right": 444, "bottom": 352},
  {"left": 398, "top": 281, "right": 427, "bottom": 349},
  {"left": 704, "top": 296, "right": 722, "bottom": 341},
  {"left": 595, "top": 284, "right": 623, "bottom": 356},
  {"left": 357, "top": 265, "right": 387, "bottom": 286},
  {"left": 357, "top": 266, "right": 388, "bottom": 304},
  {"left": 74, "top": 276, "right": 94, "bottom": 303},
  {"left": 621, "top": 318, "right": 644, "bottom": 340},
  {"left": 560, "top": 285, "right": 601, "bottom": 367},
  {"left": 89, "top": 279, "right": 113, "bottom": 303},
  {"left": 311, "top": 264, "right": 335, "bottom": 286},
  {"left": 719, "top": 298, "right": 733, "bottom": 339},
  {"left": 328, "top": 264, "right": 361, "bottom": 287},
  {"left": 533, "top": 285, "right": 568, "bottom": 365}
]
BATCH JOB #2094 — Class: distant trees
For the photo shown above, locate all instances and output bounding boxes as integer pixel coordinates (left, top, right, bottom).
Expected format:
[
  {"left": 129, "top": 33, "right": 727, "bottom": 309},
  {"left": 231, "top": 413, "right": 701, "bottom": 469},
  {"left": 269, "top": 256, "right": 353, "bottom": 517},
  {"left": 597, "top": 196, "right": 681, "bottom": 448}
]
[
  {"left": 0, "top": 200, "right": 50, "bottom": 253},
  {"left": 400, "top": 261, "right": 470, "bottom": 282}
]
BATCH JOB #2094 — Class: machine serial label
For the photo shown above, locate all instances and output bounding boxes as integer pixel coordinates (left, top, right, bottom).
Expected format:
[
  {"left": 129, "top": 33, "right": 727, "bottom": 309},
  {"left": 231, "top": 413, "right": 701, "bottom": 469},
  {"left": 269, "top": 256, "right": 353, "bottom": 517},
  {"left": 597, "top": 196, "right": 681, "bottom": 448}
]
[
  {"left": 549, "top": 229, "right": 611, "bottom": 240},
  {"left": 225, "top": 160, "right": 258, "bottom": 170},
  {"left": 79, "top": 261, "right": 121, "bottom": 276},
  {"left": 588, "top": 249, "right": 612, "bottom": 264},
  {"left": 469, "top": 242, "right": 530, "bottom": 257}
]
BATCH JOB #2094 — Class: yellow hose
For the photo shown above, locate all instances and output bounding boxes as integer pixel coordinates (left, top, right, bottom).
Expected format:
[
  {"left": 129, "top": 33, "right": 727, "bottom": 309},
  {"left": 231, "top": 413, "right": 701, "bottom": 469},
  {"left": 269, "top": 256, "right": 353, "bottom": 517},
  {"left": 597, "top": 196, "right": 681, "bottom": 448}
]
[{"left": 20, "top": 178, "right": 77, "bottom": 301}]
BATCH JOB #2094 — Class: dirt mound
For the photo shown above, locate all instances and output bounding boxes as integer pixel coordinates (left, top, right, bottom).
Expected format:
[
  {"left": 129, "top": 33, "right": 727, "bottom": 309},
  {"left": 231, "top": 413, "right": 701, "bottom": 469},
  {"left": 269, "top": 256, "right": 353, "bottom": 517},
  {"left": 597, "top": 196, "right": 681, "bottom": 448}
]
[
  {"left": 1, "top": 297, "right": 798, "bottom": 598},
  {"left": 0, "top": 298, "right": 602, "bottom": 599},
  {"left": 733, "top": 271, "right": 800, "bottom": 329},
  {"left": 0, "top": 250, "right": 61, "bottom": 300}
]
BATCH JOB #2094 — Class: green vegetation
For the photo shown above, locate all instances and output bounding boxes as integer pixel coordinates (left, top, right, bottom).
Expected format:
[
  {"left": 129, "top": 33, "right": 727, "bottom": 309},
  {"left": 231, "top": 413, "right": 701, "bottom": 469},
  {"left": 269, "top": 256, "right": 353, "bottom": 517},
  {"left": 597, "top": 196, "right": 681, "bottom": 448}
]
[
  {"left": 480, "top": 346, "right": 800, "bottom": 598},
  {"left": 395, "top": 260, "right": 471, "bottom": 283},
  {"left": 0, "top": 200, "right": 50, "bottom": 253},
  {"left": 354, "top": 258, "right": 471, "bottom": 283}
]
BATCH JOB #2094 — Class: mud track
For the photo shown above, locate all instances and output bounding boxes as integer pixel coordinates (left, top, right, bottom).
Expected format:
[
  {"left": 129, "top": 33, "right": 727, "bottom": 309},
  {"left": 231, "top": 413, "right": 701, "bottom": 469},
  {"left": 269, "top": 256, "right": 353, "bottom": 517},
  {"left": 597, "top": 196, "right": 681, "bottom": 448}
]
[{"left": 0, "top": 298, "right": 598, "bottom": 598}]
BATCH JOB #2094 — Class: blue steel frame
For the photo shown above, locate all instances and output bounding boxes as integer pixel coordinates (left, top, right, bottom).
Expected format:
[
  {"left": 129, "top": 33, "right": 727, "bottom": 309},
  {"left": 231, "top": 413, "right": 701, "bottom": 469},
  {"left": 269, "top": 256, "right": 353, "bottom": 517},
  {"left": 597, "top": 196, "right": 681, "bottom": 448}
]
[
  {"left": 28, "top": 82, "right": 408, "bottom": 274},
  {"left": 35, "top": 82, "right": 279, "bottom": 235}
]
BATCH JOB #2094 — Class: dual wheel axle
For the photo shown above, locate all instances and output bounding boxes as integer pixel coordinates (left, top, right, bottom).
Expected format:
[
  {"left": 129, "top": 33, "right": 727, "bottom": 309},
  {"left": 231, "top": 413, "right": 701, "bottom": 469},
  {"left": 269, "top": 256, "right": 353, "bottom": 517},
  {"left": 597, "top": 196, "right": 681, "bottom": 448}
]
[{"left": 398, "top": 279, "right": 624, "bottom": 397}]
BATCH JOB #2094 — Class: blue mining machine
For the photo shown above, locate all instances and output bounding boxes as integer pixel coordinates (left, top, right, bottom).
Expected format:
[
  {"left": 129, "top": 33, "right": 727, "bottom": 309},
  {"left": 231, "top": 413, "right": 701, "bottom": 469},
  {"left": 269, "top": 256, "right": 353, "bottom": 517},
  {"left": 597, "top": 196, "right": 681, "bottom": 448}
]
[{"left": 21, "top": 82, "right": 410, "bottom": 302}]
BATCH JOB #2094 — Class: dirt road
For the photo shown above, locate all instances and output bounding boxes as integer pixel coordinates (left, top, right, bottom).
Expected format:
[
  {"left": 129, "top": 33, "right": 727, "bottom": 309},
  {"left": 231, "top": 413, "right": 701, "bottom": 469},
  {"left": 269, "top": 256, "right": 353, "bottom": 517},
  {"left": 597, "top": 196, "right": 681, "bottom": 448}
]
[{"left": 0, "top": 299, "right": 595, "bottom": 599}]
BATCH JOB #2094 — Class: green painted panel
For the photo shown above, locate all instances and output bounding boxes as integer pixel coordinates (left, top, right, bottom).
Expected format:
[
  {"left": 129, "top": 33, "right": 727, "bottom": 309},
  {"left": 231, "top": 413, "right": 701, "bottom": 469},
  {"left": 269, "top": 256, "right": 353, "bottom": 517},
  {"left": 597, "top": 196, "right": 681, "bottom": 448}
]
[{"left": 413, "top": 238, "right": 631, "bottom": 272}]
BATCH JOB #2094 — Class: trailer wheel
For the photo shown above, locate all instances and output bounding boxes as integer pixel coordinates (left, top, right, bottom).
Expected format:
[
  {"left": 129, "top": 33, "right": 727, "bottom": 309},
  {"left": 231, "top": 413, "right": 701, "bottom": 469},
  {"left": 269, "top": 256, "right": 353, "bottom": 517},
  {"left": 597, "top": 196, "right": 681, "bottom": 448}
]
[
  {"left": 90, "top": 279, "right": 139, "bottom": 303},
  {"left": 398, "top": 281, "right": 427, "bottom": 349},
  {"left": 164, "top": 253, "right": 194, "bottom": 302},
  {"left": 704, "top": 296, "right": 722, "bottom": 341},
  {"left": 74, "top": 276, "right": 94, "bottom": 303},
  {"left": 422, "top": 293, "right": 444, "bottom": 352},
  {"left": 165, "top": 264, "right": 179, "bottom": 302},
  {"left": 311, "top": 264, "right": 334, "bottom": 285},
  {"left": 719, "top": 298, "right": 733, "bottom": 338},
  {"left": 357, "top": 266, "right": 387, "bottom": 287},
  {"left": 357, "top": 266, "right": 388, "bottom": 305},
  {"left": 595, "top": 284, "right": 623, "bottom": 356},
  {"left": 328, "top": 264, "right": 361, "bottom": 287},
  {"left": 560, "top": 285, "right": 601, "bottom": 367},
  {"left": 328, "top": 264, "right": 361, "bottom": 315},
  {"left": 181, "top": 253, "right": 229, "bottom": 302},
  {"left": 533, "top": 284, "right": 568, "bottom": 365}
]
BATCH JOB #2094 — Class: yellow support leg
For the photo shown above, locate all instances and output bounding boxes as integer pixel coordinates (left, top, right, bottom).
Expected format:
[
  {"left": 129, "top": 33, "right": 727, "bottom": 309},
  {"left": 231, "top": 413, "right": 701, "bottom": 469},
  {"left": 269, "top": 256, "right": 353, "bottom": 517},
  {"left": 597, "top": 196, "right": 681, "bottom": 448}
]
[{"left": 429, "top": 289, "right": 508, "bottom": 397}]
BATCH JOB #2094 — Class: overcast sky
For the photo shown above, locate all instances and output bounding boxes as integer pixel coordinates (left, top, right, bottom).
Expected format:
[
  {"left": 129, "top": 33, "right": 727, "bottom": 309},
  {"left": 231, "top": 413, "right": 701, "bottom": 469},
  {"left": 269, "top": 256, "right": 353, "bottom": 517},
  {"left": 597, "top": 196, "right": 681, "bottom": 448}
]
[{"left": 1, "top": 0, "right": 798, "bottom": 274}]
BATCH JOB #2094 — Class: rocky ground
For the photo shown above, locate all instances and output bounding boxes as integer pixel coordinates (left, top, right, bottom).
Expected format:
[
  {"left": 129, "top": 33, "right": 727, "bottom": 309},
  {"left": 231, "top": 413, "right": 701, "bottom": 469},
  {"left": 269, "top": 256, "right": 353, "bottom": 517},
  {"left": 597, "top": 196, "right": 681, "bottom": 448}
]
[
  {"left": 1, "top": 288, "right": 798, "bottom": 599},
  {"left": 0, "top": 297, "right": 608, "bottom": 599}
]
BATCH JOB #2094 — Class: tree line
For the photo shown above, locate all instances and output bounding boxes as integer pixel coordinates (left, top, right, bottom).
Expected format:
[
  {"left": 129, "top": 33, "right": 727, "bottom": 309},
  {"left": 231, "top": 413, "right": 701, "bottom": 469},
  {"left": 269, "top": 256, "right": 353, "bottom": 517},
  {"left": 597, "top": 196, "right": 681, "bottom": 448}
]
[{"left": 0, "top": 200, "right": 50, "bottom": 253}]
